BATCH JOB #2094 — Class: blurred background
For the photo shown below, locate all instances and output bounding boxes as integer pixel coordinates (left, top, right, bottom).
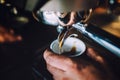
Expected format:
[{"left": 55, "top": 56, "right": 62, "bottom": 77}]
[{"left": 0, "top": 0, "right": 120, "bottom": 80}]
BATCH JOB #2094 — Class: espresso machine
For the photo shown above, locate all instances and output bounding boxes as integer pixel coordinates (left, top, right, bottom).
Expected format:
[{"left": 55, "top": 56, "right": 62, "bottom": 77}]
[{"left": 32, "top": 0, "right": 120, "bottom": 57}]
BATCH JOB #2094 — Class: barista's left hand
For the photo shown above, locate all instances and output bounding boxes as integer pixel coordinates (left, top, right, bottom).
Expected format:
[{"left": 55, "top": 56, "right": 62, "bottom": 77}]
[
  {"left": 43, "top": 48, "right": 114, "bottom": 80},
  {"left": 0, "top": 26, "right": 22, "bottom": 43}
]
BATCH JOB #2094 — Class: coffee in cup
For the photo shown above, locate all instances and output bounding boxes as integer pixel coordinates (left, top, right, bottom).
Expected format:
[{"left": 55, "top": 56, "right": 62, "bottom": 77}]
[{"left": 50, "top": 37, "right": 86, "bottom": 57}]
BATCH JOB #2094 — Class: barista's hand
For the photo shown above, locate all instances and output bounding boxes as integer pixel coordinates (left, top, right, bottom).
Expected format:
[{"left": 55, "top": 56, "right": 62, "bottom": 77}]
[
  {"left": 0, "top": 26, "right": 22, "bottom": 43},
  {"left": 66, "top": 12, "right": 77, "bottom": 26},
  {"left": 43, "top": 48, "right": 114, "bottom": 80},
  {"left": 57, "top": 12, "right": 77, "bottom": 26}
]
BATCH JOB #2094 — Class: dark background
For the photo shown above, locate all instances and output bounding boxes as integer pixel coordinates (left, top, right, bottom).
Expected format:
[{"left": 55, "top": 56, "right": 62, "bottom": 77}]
[{"left": 0, "top": 2, "right": 58, "bottom": 80}]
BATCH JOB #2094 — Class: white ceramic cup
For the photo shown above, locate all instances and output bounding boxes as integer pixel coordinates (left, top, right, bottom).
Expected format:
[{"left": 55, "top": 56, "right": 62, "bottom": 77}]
[{"left": 50, "top": 37, "right": 86, "bottom": 57}]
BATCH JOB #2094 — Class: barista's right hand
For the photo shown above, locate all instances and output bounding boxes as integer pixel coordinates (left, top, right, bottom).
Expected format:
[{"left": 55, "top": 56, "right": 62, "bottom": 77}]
[
  {"left": 58, "top": 12, "right": 77, "bottom": 26},
  {"left": 43, "top": 48, "right": 115, "bottom": 80}
]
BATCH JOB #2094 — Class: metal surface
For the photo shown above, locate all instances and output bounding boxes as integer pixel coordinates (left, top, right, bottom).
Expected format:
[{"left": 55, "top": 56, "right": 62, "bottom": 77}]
[{"left": 72, "top": 22, "right": 120, "bottom": 57}]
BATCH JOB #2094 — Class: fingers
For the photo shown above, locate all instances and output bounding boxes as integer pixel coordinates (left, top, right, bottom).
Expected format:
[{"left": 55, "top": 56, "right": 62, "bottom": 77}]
[
  {"left": 87, "top": 48, "right": 105, "bottom": 65},
  {"left": 0, "top": 33, "right": 22, "bottom": 43},
  {"left": 44, "top": 48, "right": 106, "bottom": 73},
  {"left": 47, "top": 64, "right": 65, "bottom": 76},
  {"left": 0, "top": 26, "right": 22, "bottom": 43},
  {"left": 57, "top": 12, "right": 77, "bottom": 26},
  {"left": 66, "top": 12, "right": 76, "bottom": 26},
  {"left": 43, "top": 49, "right": 75, "bottom": 71}
]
